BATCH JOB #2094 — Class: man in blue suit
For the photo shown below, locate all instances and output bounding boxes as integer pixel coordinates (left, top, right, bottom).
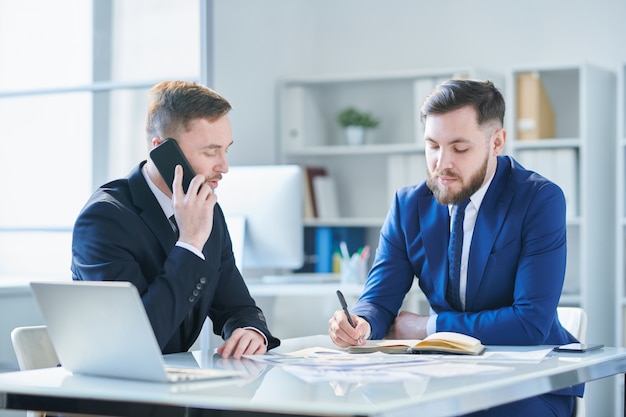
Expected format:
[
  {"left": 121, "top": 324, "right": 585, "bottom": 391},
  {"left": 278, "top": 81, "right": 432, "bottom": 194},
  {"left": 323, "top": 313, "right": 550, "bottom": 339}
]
[
  {"left": 72, "top": 81, "right": 279, "bottom": 358},
  {"left": 328, "top": 80, "right": 580, "bottom": 416}
]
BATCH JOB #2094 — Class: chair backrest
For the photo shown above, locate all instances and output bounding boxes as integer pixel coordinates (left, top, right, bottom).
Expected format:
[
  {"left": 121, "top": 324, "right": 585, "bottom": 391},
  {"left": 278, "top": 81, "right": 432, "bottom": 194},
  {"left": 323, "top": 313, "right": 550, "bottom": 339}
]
[
  {"left": 557, "top": 307, "right": 588, "bottom": 417},
  {"left": 11, "top": 327, "right": 95, "bottom": 417},
  {"left": 11, "top": 325, "right": 60, "bottom": 371},
  {"left": 557, "top": 306, "right": 588, "bottom": 343}
]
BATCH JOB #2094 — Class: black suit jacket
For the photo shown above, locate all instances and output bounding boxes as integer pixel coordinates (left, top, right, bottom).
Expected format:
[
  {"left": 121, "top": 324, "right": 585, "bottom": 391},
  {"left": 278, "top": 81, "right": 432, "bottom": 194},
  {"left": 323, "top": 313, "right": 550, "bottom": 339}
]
[{"left": 71, "top": 162, "right": 280, "bottom": 353}]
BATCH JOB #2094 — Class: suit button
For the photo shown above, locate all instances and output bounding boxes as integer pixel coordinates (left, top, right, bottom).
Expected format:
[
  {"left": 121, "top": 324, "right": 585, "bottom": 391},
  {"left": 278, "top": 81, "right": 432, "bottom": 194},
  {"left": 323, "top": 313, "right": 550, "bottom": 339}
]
[
  {"left": 196, "top": 283, "right": 203, "bottom": 290},
  {"left": 188, "top": 296, "right": 195, "bottom": 302},
  {"left": 200, "top": 277, "right": 207, "bottom": 284},
  {"left": 192, "top": 289, "right": 199, "bottom": 296}
]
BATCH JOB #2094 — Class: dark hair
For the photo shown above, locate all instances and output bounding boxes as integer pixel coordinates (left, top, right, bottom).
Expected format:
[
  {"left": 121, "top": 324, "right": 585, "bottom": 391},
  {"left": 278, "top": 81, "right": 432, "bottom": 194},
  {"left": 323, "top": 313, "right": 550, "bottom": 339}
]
[
  {"left": 146, "top": 81, "right": 232, "bottom": 140},
  {"left": 420, "top": 79, "right": 505, "bottom": 128}
]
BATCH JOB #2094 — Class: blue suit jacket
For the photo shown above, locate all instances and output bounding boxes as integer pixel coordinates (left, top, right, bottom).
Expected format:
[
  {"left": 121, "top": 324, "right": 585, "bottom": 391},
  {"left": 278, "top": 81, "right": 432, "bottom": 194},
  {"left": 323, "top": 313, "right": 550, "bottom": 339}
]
[
  {"left": 354, "top": 155, "right": 578, "bottom": 345},
  {"left": 354, "top": 156, "right": 582, "bottom": 396},
  {"left": 71, "top": 162, "right": 280, "bottom": 354}
]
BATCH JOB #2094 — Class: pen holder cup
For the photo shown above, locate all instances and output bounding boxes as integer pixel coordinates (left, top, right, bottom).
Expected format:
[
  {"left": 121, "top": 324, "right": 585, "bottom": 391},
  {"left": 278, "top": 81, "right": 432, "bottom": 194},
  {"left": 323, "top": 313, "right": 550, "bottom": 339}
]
[{"left": 340, "top": 257, "right": 367, "bottom": 284}]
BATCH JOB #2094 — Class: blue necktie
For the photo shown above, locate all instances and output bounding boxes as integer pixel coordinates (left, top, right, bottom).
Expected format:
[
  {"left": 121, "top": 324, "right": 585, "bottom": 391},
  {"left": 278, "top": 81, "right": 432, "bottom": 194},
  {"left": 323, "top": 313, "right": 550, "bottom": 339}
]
[{"left": 447, "top": 200, "right": 470, "bottom": 311}]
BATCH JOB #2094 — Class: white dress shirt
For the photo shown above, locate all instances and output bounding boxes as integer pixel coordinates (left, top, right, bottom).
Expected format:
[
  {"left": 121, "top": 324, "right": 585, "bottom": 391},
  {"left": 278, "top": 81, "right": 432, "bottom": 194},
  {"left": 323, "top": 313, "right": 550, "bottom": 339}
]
[
  {"left": 141, "top": 165, "right": 205, "bottom": 260},
  {"left": 426, "top": 172, "right": 495, "bottom": 335}
]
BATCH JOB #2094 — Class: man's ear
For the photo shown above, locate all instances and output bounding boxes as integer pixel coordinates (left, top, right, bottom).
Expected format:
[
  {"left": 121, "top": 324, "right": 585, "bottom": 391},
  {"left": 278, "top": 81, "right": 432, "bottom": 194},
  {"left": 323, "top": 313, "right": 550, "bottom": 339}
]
[
  {"left": 151, "top": 137, "right": 164, "bottom": 149},
  {"left": 492, "top": 128, "right": 506, "bottom": 155}
]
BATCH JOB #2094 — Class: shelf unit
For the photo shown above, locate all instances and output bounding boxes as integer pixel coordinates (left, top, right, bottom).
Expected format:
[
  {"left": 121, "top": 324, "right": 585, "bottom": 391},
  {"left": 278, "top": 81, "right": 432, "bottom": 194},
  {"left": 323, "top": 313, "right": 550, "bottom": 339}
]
[
  {"left": 507, "top": 63, "right": 616, "bottom": 329},
  {"left": 616, "top": 62, "right": 626, "bottom": 417},
  {"left": 506, "top": 63, "right": 616, "bottom": 417}
]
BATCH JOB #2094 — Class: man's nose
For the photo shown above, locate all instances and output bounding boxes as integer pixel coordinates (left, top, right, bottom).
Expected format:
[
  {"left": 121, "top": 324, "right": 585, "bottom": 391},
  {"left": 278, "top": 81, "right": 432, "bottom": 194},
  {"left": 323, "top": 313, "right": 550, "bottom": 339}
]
[
  {"left": 215, "top": 152, "right": 229, "bottom": 174},
  {"left": 436, "top": 149, "right": 453, "bottom": 171}
]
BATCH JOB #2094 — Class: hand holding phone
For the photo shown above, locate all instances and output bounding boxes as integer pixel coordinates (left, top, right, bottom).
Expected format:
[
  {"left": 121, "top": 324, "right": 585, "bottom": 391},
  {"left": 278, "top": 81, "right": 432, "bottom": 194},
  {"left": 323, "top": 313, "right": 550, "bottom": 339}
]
[
  {"left": 149, "top": 138, "right": 196, "bottom": 193},
  {"left": 150, "top": 138, "right": 217, "bottom": 251}
]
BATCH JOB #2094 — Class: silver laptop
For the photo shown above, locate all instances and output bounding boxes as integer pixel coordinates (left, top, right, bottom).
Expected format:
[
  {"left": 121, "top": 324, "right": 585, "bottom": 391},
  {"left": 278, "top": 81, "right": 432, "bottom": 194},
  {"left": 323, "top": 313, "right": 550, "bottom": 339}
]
[{"left": 30, "top": 280, "right": 242, "bottom": 383}]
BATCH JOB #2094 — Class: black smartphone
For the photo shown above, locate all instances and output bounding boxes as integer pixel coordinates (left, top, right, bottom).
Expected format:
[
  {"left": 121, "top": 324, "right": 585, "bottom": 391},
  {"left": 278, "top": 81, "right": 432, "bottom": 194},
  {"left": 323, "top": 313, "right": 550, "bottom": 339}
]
[
  {"left": 149, "top": 138, "right": 196, "bottom": 193},
  {"left": 553, "top": 343, "right": 604, "bottom": 353}
]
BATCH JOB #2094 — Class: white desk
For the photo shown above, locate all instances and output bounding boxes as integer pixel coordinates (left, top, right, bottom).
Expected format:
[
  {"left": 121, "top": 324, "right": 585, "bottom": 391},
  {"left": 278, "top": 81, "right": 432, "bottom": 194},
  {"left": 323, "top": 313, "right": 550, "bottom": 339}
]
[{"left": 0, "top": 335, "right": 625, "bottom": 417}]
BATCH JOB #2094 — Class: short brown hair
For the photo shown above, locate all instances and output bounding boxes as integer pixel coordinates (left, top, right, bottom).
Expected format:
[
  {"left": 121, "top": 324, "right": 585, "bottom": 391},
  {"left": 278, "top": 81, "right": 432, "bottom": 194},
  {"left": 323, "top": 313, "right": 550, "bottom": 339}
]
[
  {"left": 420, "top": 79, "right": 505, "bottom": 128},
  {"left": 146, "top": 81, "right": 232, "bottom": 140}
]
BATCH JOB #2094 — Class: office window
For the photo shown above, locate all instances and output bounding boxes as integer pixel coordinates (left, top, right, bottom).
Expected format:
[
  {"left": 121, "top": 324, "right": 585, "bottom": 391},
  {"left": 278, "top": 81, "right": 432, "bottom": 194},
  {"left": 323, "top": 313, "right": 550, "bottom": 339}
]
[
  {"left": 109, "top": 0, "right": 200, "bottom": 83},
  {"left": 0, "top": 1, "right": 93, "bottom": 90},
  {"left": 0, "top": 93, "right": 92, "bottom": 228},
  {"left": 0, "top": 0, "right": 200, "bottom": 279}
]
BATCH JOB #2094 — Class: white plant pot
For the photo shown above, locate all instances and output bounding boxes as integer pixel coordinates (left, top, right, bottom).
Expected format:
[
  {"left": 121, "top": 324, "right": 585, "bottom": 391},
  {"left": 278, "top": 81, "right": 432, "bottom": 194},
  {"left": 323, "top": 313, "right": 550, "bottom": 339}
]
[{"left": 345, "top": 126, "right": 365, "bottom": 145}]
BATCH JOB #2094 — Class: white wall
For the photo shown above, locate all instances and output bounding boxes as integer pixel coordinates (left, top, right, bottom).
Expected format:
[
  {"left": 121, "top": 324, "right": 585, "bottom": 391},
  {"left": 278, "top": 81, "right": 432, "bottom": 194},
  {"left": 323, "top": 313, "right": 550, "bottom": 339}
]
[{"left": 212, "top": 0, "right": 626, "bottom": 165}]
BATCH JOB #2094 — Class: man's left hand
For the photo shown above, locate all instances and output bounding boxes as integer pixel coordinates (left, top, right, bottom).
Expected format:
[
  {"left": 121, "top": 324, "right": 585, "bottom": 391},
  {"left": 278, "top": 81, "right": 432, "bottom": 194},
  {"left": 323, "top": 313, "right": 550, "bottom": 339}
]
[
  {"left": 385, "top": 311, "right": 429, "bottom": 340},
  {"left": 216, "top": 328, "right": 267, "bottom": 359}
]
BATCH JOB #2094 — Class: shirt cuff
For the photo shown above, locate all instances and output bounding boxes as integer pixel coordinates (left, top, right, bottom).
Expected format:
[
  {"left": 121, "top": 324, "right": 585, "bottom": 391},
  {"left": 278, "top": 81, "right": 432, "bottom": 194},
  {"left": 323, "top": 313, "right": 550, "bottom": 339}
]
[
  {"left": 358, "top": 326, "right": 370, "bottom": 340},
  {"left": 427, "top": 314, "right": 437, "bottom": 336},
  {"left": 176, "top": 241, "right": 205, "bottom": 260}
]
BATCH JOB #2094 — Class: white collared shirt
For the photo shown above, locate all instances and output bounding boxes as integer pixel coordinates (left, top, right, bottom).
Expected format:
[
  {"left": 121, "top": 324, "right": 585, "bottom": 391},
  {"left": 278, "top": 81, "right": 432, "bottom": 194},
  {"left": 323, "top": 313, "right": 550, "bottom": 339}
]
[
  {"left": 426, "top": 171, "right": 496, "bottom": 335},
  {"left": 448, "top": 175, "right": 492, "bottom": 311}
]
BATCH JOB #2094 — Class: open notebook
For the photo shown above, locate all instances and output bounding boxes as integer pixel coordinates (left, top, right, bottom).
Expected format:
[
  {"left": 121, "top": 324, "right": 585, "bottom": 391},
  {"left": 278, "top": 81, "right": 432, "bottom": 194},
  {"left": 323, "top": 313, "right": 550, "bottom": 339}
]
[{"left": 30, "top": 280, "right": 242, "bottom": 383}]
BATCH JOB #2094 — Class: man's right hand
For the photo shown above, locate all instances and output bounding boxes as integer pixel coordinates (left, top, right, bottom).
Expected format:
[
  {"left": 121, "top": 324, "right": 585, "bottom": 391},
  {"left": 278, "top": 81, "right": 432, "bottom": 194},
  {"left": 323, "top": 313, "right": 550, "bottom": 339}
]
[
  {"left": 328, "top": 309, "right": 370, "bottom": 347},
  {"left": 171, "top": 165, "right": 217, "bottom": 252}
]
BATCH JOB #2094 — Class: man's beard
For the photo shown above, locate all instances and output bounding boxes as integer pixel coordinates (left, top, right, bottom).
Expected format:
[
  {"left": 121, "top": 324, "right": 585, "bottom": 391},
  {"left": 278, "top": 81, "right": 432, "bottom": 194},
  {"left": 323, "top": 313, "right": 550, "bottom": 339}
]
[{"left": 426, "top": 155, "right": 488, "bottom": 205}]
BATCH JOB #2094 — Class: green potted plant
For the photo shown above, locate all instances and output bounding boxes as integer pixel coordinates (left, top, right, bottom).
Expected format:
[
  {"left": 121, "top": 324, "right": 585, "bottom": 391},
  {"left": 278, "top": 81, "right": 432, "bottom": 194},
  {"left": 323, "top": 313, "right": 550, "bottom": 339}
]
[{"left": 337, "top": 107, "right": 379, "bottom": 145}]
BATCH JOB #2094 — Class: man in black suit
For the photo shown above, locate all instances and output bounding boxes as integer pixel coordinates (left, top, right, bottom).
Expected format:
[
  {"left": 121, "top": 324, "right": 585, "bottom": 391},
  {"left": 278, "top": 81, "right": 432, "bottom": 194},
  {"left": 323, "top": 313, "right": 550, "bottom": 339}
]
[{"left": 71, "top": 81, "right": 279, "bottom": 358}]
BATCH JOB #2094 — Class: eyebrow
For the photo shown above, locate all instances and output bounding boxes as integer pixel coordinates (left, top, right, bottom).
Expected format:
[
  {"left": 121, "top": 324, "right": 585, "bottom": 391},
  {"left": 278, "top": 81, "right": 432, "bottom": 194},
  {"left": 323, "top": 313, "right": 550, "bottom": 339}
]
[
  {"left": 426, "top": 137, "right": 472, "bottom": 144},
  {"left": 203, "top": 141, "right": 233, "bottom": 150}
]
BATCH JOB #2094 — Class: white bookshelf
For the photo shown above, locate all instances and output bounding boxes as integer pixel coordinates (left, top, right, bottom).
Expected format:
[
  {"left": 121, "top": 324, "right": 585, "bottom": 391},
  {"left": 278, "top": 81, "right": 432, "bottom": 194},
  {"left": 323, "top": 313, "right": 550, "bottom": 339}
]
[{"left": 507, "top": 63, "right": 616, "bottom": 417}]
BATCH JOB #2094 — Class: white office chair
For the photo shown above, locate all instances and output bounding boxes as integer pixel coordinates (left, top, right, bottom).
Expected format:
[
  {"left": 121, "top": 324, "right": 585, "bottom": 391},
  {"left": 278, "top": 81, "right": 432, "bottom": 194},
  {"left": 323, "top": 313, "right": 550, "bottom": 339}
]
[
  {"left": 11, "top": 326, "right": 97, "bottom": 417},
  {"left": 11, "top": 325, "right": 60, "bottom": 417},
  {"left": 557, "top": 306, "right": 588, "bottom": 417},
  {"left": 558, "top": 306, "right": 587, "bottom": 344},
  {"left": 11, "top": 325, "right": 59, "bottom": 371}
]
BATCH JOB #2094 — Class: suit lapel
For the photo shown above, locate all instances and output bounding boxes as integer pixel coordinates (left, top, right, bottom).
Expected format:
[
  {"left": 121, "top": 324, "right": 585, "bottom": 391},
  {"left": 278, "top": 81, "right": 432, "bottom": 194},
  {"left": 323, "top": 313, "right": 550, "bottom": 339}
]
[
  {"left": 419, "top": 193, "right": 450, "bottom": 304},
  {"left": 128, "top": 162, "right": 178, "bottom": 253},
  {"left": 465, "top": 158, "right": 514, "bottom": 310}
]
